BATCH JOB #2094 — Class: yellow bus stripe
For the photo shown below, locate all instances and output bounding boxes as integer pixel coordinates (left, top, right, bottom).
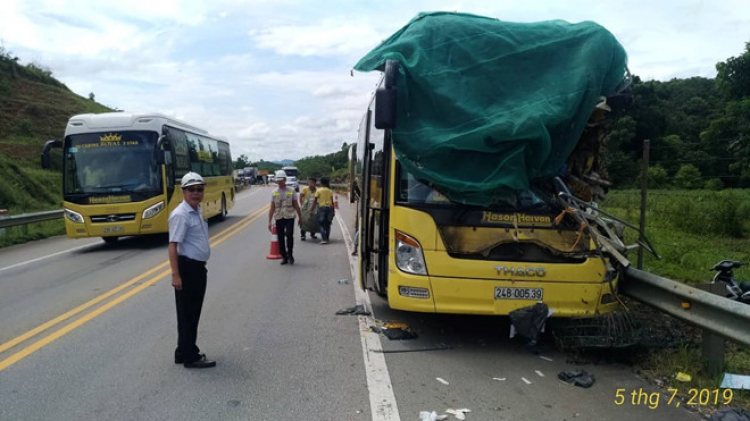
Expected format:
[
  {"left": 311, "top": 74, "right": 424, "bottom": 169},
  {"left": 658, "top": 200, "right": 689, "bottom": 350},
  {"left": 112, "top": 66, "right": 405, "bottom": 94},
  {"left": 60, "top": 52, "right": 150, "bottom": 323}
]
[{"left": 0, "top": 205, "right": 267, "bottom": 363}]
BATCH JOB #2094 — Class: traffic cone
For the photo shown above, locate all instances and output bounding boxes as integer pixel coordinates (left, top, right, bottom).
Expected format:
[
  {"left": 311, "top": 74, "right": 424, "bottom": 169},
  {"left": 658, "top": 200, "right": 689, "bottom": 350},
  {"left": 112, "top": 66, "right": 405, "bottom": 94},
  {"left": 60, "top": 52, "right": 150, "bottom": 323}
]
[
  {"left": 266, "top": 224, "right": 282, "bottom": 259},
  {"left": 333, "top": 194, "right": 339, "bottom": 210}
]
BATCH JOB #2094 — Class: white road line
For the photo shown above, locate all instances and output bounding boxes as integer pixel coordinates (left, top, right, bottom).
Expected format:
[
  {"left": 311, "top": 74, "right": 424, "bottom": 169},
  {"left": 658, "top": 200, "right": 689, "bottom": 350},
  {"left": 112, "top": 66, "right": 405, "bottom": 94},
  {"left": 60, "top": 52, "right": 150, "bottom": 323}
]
[
  {"left": 522, "top": 377, "right": 532, "bottom": 385},
  {"left": 535, "top": 370, "right": 545, "bottom": 377},
  {"left": 0, "top": 242, "right": 96, "bottom": 273},
  {"left": 539, "top": 356, "right": 553, "bottom": 362},
  {"left": 237, "top": 188, "right": 263, "bottom": 201},
  {"left": 436, "top": 377, "right": 450, "bottom": 385},
  {"left": 336, "top": 213, "right": 401, "bottom": 421}
]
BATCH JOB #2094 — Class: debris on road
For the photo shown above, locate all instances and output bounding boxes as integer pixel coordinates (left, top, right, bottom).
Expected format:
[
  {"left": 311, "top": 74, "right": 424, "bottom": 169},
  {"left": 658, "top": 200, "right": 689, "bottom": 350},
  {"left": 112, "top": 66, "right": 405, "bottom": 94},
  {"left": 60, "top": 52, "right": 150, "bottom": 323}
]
[
  {"left": 709, "top": 407, "right": 750, "bottom": 421},
  {"left": 419, "top": 411, "right": 448, "bottom": 421},
  {"left": 492, "top": 377, "right": 506, "bottom": 381},
  {"left": 335, "top": 305, "right": 371, "bottom": 316},
  {"left": 337, "top": 278, "right": 349, "bottom": 284},
  {"left": 558, "top": 369, "right": 595, "bottom": 388},
  {"left": 720, "top": 373, "right": 750, "bottom": 389},
  {"left": 374, "top": 343, "right": 451, "bottom": 354},
  {"left": 368, "top": 320, "right": 418, "bottom": 340},
  {"left": 436, "top": 377, "right": 450, "bottom": 385},
  {"left": 446, "top": 408, "right": 471, "bottom": 420},
  {"left": 509, "top": 303, "right": 552, "bottom": 348},
  {"left": 675, "top": 372, "right": 692, "bottom": 382}
]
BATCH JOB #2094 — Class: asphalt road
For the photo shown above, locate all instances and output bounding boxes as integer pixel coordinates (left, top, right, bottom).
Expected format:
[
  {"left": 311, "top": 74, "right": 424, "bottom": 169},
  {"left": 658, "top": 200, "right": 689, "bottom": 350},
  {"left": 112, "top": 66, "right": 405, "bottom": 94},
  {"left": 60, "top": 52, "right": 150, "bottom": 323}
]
[{"left": 0, "top": 187, "right": 701, "bottom": 420}]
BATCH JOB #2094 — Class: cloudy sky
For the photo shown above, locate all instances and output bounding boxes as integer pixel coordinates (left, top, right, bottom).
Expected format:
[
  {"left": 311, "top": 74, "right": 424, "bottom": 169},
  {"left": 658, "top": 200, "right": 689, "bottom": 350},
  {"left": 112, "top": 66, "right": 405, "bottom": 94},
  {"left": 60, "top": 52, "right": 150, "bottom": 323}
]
[{"left": 1, "top": 0, "right": 749, "bottom": 162}]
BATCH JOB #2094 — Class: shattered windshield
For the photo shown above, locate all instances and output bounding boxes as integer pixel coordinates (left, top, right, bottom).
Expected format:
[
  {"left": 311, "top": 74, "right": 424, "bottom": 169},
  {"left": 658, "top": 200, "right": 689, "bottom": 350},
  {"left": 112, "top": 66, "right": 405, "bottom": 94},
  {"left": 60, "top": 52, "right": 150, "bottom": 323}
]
[
  {"left": 396, "top": 161, "right": 550, "bottom": 211},
  {"left": 63, "top": 131, "right": 161, "bottom": 196}
]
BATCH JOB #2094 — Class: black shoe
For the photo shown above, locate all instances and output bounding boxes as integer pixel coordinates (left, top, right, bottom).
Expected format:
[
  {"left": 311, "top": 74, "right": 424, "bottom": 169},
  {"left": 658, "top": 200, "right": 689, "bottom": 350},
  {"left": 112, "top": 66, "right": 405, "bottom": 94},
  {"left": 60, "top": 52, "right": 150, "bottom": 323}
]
[
  {"left": 301, "top": 236, "right": 306, "bottom": 241},
  {"left": 184, "top": 355, "right": 216, "bottom": 368},
  {"left": 289, "top": 256, "right": 295, "bottom": 265},
  {"left": 311, "top": 235, "right": 317, "bottom": 239},
  {"left": 280, "top": 259, "right": 288, "bottom": 265},
  {"left": 176, "top": 353, "right": 203, "bottom": 364}
]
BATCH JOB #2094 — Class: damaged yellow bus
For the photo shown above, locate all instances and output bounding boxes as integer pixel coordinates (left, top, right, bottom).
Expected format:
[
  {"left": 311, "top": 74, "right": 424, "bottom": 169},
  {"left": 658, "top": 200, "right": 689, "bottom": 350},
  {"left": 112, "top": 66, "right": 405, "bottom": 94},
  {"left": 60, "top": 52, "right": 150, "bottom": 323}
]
[{"left": 350, "top": 14, "right": 634, "bottom": 317}]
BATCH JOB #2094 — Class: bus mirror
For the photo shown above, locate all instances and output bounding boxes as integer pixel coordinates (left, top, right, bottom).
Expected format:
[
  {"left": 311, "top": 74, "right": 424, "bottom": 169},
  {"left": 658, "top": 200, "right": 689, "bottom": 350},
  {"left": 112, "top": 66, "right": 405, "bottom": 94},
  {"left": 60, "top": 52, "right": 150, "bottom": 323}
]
[
  {"left": 157, "top": 150, "right": 172, "bottom": 165},
  {"left": 375, "top": 88, "right": 397, "bottom": 129},
  {"left": 375, "top": 59, "right": 399, "bottom": 129},
  {"left": 41, "top": 139, "right": 62, "bottom": 169}
]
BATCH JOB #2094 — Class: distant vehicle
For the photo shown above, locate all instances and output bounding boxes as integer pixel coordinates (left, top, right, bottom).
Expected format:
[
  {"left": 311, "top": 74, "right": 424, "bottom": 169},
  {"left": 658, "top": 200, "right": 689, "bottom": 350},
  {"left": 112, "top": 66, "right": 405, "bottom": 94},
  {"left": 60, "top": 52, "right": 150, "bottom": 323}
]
[
  {"left": 286, "top": 176, "right": 300, "bottom": 192},
  {"left": 242, "top": 167, "right": 258, "bottom": 184},
  {"left": 41, "top": 112, "right": 235, "bottom": 243},
  {"left": 281, "top": 166, "right": 298, "bottom": 179}
]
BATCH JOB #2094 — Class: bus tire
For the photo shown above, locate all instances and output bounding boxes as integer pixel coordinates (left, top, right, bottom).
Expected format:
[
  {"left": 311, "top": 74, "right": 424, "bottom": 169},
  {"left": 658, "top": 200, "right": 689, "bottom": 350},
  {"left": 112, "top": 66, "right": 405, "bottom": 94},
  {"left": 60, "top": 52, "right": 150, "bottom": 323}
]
[
  {"left": 102, "top": 236, "right": 119, "bottom": 244},
  {"left": 217, "top": 195, "right": 227, "bottom": 221}
]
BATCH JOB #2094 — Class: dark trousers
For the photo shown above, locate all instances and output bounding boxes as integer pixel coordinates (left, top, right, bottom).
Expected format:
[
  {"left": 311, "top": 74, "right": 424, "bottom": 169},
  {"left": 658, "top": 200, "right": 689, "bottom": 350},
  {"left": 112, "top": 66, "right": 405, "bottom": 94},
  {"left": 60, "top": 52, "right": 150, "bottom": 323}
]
[
  {"left": 318, "top": 206, "right": 334, "bottom": 241},
  {"left": 175, "top": 256, "right": 207, "bottom": 363},
  {"left": 276, "top": 218, "right": 295, "bottom": 259}
]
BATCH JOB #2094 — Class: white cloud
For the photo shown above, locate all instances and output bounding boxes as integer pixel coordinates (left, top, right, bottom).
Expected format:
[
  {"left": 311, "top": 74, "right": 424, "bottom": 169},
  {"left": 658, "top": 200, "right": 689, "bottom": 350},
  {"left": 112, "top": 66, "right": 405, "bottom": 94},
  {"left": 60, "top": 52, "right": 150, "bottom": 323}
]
[
  {"left": 2, "top": 0, "right": 750, "bottom": 163},
  {"left": 252, "top": 21, "right": 383, "bottom": 57}
]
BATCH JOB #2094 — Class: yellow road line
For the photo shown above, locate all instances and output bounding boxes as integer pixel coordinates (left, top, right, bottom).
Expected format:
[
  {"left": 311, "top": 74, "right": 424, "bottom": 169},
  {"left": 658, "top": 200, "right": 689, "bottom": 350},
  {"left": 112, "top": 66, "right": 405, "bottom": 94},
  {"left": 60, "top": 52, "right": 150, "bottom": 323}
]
[{"left": 0, "top": 205, "right": 268, "bottom": 364}]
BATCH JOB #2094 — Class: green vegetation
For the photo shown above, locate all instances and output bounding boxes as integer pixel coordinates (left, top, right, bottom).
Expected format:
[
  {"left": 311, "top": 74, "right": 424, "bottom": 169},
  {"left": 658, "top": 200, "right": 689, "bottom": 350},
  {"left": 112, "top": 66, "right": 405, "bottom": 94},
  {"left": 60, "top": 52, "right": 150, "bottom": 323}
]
[
  {"left": 602, "top": 189, "right": 750, "bottom": 282},
  {"left": 0, "top": 47, "right": 112, "bottom": 246},
  {"left": 602, "top": 189, "right": 750, "bottom": 409},
  {"left": 606, "top": 42, "right": 750, "bottom": 189}
]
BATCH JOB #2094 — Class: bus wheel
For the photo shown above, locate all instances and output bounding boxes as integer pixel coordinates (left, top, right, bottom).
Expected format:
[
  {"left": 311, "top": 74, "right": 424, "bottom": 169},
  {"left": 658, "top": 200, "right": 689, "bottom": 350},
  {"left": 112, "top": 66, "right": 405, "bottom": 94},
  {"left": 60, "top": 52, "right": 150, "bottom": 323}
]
[
  {"left": 102, "top": 236, "right": 119, "bottom": 244},
  {"left": 217, "top": 195, "right": 227, "bottom": 221}
]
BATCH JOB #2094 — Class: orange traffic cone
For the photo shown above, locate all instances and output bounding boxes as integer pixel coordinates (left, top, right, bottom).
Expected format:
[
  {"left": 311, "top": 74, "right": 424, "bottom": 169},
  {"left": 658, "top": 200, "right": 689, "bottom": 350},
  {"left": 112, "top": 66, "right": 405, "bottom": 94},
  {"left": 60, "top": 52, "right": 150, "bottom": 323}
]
[
  {"left": 266, "top": 224, "right": 282, "bottom": 259},
  {"left": 333, "top": 194, "right": 339, "bottom": 210}
]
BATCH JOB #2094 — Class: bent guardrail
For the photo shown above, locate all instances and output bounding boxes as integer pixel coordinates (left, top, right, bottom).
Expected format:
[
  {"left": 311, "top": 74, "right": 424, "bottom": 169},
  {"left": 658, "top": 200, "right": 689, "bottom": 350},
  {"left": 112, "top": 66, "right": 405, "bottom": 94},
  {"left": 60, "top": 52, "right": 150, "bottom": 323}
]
[{"left": 622, "top": 266, "right": 750, "bottom": 347}]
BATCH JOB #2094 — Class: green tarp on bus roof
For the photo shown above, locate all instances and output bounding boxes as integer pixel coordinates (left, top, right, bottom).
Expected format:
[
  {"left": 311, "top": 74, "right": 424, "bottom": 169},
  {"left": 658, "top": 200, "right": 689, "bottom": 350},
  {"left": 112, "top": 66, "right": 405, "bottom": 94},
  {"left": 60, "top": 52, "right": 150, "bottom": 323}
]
[{"left": 353, "top": 12, "right": 629, "bottom": 207}]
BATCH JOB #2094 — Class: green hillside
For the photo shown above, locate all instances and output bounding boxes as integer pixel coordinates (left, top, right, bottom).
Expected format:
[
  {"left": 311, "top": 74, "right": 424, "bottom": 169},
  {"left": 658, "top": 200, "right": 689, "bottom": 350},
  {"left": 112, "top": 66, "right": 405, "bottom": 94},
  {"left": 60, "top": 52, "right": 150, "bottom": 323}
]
[{"left": 0, "top": 47, "right": 112, "bottom": 214}]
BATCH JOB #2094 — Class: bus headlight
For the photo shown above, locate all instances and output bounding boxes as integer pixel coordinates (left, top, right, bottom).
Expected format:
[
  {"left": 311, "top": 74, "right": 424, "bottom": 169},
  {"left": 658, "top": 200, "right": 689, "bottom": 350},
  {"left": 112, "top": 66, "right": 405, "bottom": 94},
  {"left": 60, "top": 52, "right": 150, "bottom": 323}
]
[
  {"left": 142, "top": 201, "right": 165, "bottom": 220},
  {"left": 64, "top": 208, "right": 84, "bottom": 224},
  {"left": 395, "top": 230, "right": 427, "bottom": 275}
]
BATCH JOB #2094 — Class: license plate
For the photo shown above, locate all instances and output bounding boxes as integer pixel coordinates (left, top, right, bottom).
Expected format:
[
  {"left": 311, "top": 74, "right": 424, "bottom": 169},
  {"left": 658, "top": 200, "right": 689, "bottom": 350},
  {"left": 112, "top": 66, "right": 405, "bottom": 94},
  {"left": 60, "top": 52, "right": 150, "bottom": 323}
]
[
  {"left": 495, "top": 287, "right": 543, "bottom": 301},
  {"left": 103, "top": 226, "right": 124, "bottom": 233}
]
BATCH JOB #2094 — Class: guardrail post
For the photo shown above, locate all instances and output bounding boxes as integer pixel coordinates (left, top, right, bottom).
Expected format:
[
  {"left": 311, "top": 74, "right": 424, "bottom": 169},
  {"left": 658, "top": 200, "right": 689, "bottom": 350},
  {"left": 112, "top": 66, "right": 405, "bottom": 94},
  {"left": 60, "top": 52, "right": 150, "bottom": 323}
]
[
  {"left": 696, "top": 283, "right": 726, "bottom": 375},
  {"left": 0, "top": 209, "right": 8, "bottom": 236},
  {"left": 638, "top": 139, "right": 649, "bottom": 270}
]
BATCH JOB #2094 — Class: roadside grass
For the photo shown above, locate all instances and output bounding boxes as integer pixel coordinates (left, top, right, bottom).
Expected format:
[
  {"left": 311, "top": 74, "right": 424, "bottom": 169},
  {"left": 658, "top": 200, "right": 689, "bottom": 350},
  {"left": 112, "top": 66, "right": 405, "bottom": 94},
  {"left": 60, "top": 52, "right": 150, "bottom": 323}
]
[
  {"left": 601, "top": 189, "right": 750, "bottom": 410},
  {"left": 0, "top": 153, "right": 65, "bottom": 247}
]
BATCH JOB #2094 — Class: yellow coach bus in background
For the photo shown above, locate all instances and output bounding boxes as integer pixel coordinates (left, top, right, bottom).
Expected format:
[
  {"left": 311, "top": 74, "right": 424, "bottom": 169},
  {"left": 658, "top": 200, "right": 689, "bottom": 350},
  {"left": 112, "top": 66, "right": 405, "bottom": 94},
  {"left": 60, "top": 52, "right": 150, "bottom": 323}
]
[
  {"left": 42, "top": 112, "right": 235, "bottom": 243},
  {"left": 350, "top": 73, "right": 621, "bottom": 318}
]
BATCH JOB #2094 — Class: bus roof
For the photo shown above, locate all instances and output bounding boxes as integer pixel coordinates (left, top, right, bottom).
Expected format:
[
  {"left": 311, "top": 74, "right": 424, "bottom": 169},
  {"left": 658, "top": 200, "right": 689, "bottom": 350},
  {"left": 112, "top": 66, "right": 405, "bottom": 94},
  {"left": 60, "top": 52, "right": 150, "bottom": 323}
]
[{"left": 65, "top": 112, "right": 211, "bottom": 138}]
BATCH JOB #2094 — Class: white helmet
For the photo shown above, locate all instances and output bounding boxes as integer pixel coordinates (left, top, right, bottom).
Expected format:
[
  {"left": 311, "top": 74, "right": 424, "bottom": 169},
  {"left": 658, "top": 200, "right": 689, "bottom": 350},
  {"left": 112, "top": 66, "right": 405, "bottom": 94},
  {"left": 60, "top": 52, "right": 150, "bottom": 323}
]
[
  {"left": 275, "top": 170, "right": 287, "bottom": 179},
  {"left": 181, "top": 172, "right": 205, "bottom": 188}
]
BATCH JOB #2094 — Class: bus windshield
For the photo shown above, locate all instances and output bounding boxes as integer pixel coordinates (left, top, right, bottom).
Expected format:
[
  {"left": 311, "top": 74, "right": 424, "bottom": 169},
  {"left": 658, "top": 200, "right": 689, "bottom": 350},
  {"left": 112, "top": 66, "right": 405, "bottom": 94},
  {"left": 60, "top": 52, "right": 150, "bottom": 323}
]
[
  {"left": 63, "top": 131, "right": 161, "bottom": 196},
  {"left": 281, "top": 167, "right": 298, "bottom": 178}
]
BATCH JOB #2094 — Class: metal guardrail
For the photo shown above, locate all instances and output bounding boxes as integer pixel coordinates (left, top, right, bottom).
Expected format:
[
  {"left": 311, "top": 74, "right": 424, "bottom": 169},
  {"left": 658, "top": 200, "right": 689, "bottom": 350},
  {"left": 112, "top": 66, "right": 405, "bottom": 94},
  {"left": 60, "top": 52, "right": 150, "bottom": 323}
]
[
  {"left": 0, "top": 210, "right": 64, "bottom": 230},
  {"left": 622, "top": 266, "right": 750, "bottom": 347}
]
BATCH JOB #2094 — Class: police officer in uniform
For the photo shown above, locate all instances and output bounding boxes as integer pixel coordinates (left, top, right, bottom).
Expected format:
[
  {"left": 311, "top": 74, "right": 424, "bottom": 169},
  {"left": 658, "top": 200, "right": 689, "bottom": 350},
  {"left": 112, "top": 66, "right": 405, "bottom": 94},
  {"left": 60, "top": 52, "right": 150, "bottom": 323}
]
[
  {"left": 168, "top": 172, "right": 216, "bottom": 368},
  {"left": 268, "top": 170, "right": 302, "bottom": 265}
]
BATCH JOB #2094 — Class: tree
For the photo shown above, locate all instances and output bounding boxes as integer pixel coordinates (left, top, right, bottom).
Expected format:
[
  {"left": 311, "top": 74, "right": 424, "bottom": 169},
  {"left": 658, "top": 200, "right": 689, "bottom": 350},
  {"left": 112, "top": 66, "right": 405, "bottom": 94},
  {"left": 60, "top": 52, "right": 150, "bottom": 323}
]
[
  {"left": 233, "top": 154, "right": 250, "bottom": 169},
  {"left": 674, "top": 164, "right": 702, "bottom": 189},
  {"left": 716, "top": 41, "right": 750, "bottom": 101},
  {"left": 646, "top": 165, "right": 669, "bottom": 188}
]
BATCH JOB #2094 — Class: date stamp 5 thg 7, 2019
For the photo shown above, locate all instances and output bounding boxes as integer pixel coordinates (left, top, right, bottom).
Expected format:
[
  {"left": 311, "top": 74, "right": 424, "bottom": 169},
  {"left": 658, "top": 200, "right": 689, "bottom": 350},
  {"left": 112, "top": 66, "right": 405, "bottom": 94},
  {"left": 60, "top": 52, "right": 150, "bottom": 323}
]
[{"left": 614, "top": 388, "right": 734, "bottom": 410}]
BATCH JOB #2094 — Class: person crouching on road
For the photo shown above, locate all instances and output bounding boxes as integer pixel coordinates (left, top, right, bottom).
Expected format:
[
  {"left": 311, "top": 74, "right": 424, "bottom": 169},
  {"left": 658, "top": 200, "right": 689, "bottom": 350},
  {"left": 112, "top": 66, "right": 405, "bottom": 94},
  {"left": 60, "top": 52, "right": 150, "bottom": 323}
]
[
  {"left": 312, "top": 176, "right": 334, "bottom": 244},
  {"left": 168, "top": 172, "right": 216, "bottom": 368},
  {"left": 268, "top": 170, "right": 302, "bottom": 265}
]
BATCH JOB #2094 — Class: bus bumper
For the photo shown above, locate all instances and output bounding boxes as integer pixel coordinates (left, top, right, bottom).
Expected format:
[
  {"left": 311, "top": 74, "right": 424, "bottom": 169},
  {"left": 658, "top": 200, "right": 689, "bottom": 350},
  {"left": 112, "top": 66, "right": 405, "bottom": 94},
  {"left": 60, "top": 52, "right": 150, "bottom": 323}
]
[{"left": 387, "top": 272, "right": 620, "bottom": 317}]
